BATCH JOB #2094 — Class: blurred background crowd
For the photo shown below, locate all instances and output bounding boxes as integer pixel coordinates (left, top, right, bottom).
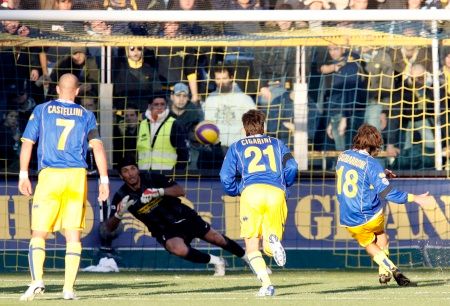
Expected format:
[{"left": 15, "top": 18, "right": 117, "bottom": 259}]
[{"left": 1, "top": 0, "right": 450, "bottom": 174}]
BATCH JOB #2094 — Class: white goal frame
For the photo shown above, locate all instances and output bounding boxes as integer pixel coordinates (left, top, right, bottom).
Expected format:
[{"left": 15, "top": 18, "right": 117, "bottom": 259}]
[{"left": 1, "top": 9, "right": 449, "bottom": 22}]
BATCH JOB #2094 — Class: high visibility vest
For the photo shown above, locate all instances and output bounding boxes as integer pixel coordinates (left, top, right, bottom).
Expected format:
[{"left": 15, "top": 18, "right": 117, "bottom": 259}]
[{"left": 136, "top": 117, "right": 177, "bottom": 170}]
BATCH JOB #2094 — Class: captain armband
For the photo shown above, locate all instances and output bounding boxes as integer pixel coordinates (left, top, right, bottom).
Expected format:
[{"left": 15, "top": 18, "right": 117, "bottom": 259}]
[{"left": 407, "top": 194, "right": 414, "bottom": 203}]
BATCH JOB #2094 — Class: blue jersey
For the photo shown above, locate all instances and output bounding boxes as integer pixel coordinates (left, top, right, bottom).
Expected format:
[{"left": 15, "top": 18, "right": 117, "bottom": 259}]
[
  {"left": 336, "top": 149, "right": 409, "bottom": 227},
  {"left": 21, "top": 99, "right": 99, "bottom": 170},
  {"left": 220, "top": 134, "right": 298, "bottom": 196}
]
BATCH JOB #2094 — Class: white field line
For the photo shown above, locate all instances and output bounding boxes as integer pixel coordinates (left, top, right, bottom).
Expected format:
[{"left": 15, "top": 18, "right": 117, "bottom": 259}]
[
  {"left": 0, "top": 276, "right": 259, "bottom": 282},
  {"left": 0, "top": 292, "right": 450, "bottom": 302}
]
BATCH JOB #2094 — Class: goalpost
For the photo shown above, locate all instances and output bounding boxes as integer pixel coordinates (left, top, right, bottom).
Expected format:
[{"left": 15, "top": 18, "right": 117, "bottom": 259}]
[
  {"left": 1, "top": 9, "right": 449, "bottom": 22},
  {"left": 0, "top": 9, "right": 449, "bottom": 271}
]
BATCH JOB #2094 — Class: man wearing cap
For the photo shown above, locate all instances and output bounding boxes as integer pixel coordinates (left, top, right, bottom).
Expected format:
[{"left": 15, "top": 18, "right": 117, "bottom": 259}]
[
  {"left": 48, "top": 46, "right": 99, "bottom": 98},
  {"left": 170, "top": 83, "right": 204, "bottom": 144},
  {"left": 169, "top": 83, "right": 204, "bottom": 170},
  {"left": 101, "top": 155, "right": 247, "bottom": 276},
  {"left": 136, "top": 94, "right": 189, "bottom": 171}
]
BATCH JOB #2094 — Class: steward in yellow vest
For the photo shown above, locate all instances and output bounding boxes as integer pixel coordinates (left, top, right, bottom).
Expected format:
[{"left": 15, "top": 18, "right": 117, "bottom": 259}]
[{"left": 136, "top": 96, "right": 188, "bottom": 171}]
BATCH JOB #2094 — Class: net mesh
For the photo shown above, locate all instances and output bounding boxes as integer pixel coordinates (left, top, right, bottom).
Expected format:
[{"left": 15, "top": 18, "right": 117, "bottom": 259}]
[
  {"left": 1, "top": 21, "right": 448, "bottom": 47},
  {"left": 1, "top": 8, "right": 450, "bottom": 271}
]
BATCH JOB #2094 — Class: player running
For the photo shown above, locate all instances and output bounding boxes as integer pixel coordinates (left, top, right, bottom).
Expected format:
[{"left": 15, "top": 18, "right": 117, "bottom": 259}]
[
  {"left": 220, "top": 109, "right": 298, "bottom": 296},
  {"left": 336, "top": 124, "right": 433, "bottom": 286}
]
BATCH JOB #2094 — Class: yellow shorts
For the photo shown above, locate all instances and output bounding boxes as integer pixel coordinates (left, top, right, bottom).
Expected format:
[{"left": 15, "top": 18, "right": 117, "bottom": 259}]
[
  {"left": 240, "top": 184, "right": 287, "bottom": 255},
  {"left": 32, "top": 168, "right": 87, "bottom": 232},
  {"left": 346, "top": 211, "right": 385, "bottom": 247}
]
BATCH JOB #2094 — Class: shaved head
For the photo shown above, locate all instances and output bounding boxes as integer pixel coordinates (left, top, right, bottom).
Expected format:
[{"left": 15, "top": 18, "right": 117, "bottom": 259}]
[
  {"left": 58, "top": 73, "right": 79, "bottom": 89},
  {"left": 56, "top": 73, "right": 80, "bottom": 101}
]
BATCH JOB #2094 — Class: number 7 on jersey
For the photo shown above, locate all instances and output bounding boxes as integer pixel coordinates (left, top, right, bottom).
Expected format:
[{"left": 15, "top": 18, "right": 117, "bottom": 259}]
[{"left": 56, "top": 118, "right": 75, "bottom": 150}]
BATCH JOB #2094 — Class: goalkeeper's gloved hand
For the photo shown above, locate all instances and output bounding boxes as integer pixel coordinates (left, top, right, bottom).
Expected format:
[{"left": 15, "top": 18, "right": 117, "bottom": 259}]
[
  {"left": 140, "top": 188, "right": 164, "bottom": 204},
  {"left": 114, "top": 195, "right": 136, "bottom": 220}
]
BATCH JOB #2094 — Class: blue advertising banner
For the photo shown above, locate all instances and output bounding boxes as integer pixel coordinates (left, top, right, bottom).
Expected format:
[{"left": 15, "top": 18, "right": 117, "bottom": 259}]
[{"left": 1, "top": 177, "right": 449, "bottom": 252}]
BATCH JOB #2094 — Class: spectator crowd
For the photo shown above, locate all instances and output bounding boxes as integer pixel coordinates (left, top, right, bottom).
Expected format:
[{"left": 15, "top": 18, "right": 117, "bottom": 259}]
[{"left": 1, "top": 0, "right": 450, "bottom": 173}]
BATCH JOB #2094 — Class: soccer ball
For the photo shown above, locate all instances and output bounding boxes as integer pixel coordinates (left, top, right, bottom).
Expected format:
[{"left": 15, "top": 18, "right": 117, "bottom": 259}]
[{"left": 194, "top": 121, "right": 220, "bottom": 145}]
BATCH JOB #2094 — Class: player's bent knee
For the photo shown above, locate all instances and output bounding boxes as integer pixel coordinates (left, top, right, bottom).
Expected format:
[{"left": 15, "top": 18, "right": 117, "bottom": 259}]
[
  {"left": 165, "top": 240, "right": 189, "bottom": 257},
  {"left": 205, "top": 229, "right": 226, "bottom": 246}
]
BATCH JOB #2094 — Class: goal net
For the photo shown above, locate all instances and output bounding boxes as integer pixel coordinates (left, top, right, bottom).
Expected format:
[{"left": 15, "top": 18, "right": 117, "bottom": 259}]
[{"left": 1, "top": 8, "right": 449, "bottom": 272}]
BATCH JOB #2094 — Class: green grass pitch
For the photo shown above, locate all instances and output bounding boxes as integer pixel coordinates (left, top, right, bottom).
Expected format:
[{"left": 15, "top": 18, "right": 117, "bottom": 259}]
[{"left": 0, "top": 269, "right": 449, "bottom": 306}]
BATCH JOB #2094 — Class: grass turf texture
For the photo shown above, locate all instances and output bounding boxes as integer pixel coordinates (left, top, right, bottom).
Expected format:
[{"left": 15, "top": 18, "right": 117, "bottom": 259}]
[{"left": 0, "top": 269, "right": 449, "bottom": 305}]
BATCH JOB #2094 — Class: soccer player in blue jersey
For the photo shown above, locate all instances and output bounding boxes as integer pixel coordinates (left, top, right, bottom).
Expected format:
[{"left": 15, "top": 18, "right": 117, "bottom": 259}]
[
  {"left": 220, "top": 109, "right": 298, "bottom": 296},
  {"left": 18, "top": 73, "right": 110, "bottom": 301},
  {"left": 336, "top": 124, "right": 433, "bottom": 287}
]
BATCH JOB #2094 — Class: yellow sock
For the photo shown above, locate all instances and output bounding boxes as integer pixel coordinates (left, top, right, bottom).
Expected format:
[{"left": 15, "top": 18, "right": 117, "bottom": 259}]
[
  {"left": 373, "top": 250, "right": 397, "bottom": 273},
  {"left": 29, "top": 237, "right": 46, "bottom": 283},
  {"left": 63, "top": 242, "right": 81, "bottom": 292},
  {"left": 378, "top": 245, "right": 390, "bottom": 275},
  {"left": 247, "top": 251, "right": 271, "bottom": 287}
]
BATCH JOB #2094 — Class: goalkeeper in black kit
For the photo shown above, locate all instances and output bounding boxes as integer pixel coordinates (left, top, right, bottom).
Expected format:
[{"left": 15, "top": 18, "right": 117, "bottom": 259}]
[{"left": 102, "top": 155, "right": 246, "bottom": 275}]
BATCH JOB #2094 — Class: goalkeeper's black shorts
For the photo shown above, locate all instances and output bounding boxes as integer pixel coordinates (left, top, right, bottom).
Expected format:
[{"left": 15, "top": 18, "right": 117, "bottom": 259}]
[{"left": 155, "top": 214, "right": 211, "bottom": 246}]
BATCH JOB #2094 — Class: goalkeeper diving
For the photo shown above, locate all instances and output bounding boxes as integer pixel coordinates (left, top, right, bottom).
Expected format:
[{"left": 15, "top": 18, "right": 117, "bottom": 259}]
[{"left": 101, "top": 155, "right": 247, "bottom": 275}]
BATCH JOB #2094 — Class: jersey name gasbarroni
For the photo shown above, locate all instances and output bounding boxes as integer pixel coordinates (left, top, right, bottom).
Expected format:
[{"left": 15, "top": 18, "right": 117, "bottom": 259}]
[{"left": 338, "top": 153, "right": 367, "bottom": 170}]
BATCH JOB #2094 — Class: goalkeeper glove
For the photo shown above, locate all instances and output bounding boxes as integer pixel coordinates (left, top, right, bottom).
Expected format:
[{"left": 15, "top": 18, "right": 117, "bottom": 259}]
[
  {"left": 140, "top": 188, "right": 164, "bottom": 204},
  {"left": 114, "top": 195, "right": 136, "bottom": 220}
]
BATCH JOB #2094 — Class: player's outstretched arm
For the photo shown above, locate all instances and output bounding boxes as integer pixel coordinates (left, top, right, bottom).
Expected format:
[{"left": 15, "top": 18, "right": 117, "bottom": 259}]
[
  {"left": 163, "top": 184, "right": 185, "bottom": 197},
  {"left": 18, "top": 141, "right": 34, "bottom": 196},
  {"left": 411, "top": 192, "right": 434, "bottom": 207},
  {"left": 141, "top": 183, "right": 185, "bottom": 203}
]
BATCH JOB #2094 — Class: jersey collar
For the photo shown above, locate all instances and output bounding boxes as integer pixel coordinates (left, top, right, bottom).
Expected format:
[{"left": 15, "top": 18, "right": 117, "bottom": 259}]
[
  {"left": 248, "top": 134, "right": 263, "bottom": 138},
  {"left": 56, "top": 99, "right": 75, "bottom": 104},
  {"left": 354, "top": 149, "right": 370, "bottom": 156}
]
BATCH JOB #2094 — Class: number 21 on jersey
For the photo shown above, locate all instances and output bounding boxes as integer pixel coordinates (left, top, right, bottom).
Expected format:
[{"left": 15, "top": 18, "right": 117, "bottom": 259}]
[
  {"left": 244, "top": 145, "right": 277, "bottom": 173},
  {"left": 336, "top": 166, "right": 358, "bottom": 198}
]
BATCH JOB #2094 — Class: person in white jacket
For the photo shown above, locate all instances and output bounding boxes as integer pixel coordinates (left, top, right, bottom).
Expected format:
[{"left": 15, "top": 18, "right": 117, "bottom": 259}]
[{"left": 203, "top": 65, "right": 256, "bottom": 150}]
